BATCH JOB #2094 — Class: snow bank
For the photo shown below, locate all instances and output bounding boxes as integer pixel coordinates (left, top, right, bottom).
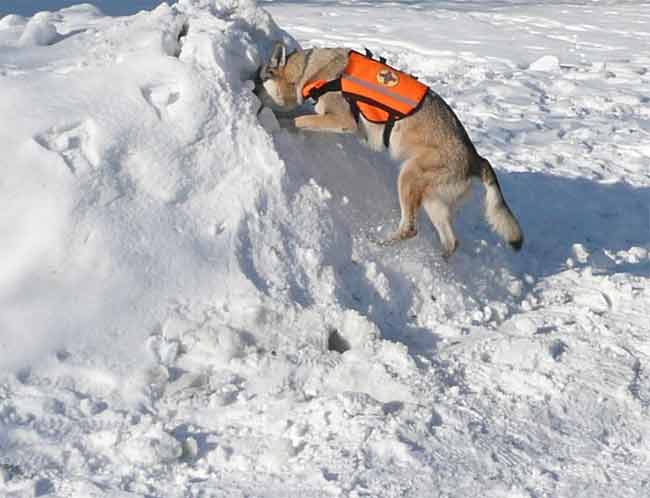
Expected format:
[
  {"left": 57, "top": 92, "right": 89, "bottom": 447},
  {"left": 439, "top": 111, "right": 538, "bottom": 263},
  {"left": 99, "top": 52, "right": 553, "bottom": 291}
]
[{"left": 1, "top": 0, "right": 294, "bottom": 374}]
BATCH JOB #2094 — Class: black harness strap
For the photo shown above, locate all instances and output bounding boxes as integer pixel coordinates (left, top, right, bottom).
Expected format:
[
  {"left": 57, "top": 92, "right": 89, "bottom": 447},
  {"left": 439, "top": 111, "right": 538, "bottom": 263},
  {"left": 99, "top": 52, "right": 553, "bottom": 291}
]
[
  {"left": 306, "top": 79, "right": 342, "bottom": 102},
  {"left": 342, "top": 93, "right": 407, "bottom": 123},
  {"left": 308, "top": 86, "right": 401, "bottom": 150},
  {"left": 383, "top": 115, "right": 396, "bottom": 149},
  {"left": 347, "top": 95, "right": 395, "bottom": 149},
  {"left": 349, "top": 98, "right": 361, "bottom": 124}
]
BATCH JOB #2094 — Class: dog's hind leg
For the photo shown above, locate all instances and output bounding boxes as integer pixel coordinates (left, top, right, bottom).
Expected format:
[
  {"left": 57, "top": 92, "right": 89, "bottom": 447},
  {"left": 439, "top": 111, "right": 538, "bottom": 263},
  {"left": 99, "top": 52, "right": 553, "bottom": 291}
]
[
  {"left": 423, "top": 195, "right": 458, "bottom": 258},
  {"left": 396, "top": 159, "right": 423, "bottom": 239},
  {"left": 381, "top": 154, "right": 434, "bottom": 244}
]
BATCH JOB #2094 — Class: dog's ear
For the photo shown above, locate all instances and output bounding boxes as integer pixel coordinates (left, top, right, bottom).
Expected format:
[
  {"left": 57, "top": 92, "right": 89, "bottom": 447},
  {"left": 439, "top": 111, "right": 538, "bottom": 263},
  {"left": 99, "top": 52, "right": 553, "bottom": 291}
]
[{"left": 268, "top": 41, "right": 287, "bottom": 70}]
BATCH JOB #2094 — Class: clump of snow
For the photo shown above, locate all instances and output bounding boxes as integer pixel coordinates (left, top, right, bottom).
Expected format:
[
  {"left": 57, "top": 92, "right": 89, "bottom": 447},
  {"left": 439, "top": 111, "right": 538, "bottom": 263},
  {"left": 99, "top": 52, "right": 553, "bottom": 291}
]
[
  {"left": 58, "top": 3, "right": 104, "bottom": 17},
  {"left": 0, "top": 14, "right": 27, "bottom": 28},
  {"left": 121, "top": 423, "right": 183, "bottom": 465},
  {"left": 528, "top": 54, "right": 560, "bottom": 71},
  {"left": 338, "top": 309, "right": 380, "bottom": 350},
  {"left": 17, "top": 12, "right": 61, "bottom": 46}
]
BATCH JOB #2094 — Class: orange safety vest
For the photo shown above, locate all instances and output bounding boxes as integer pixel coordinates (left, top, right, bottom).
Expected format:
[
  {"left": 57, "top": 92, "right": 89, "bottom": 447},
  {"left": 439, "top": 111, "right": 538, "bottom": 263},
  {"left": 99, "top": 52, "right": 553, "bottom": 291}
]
[{"left": 302, "top": 50, "right": 428, "bottom": 146}]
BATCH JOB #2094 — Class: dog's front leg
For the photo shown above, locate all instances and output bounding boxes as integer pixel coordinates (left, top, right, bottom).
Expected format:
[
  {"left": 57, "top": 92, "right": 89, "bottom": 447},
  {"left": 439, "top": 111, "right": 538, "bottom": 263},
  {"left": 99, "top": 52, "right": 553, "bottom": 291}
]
[{"left": 294, "top": 113, "right": 357, "bottom": 134}]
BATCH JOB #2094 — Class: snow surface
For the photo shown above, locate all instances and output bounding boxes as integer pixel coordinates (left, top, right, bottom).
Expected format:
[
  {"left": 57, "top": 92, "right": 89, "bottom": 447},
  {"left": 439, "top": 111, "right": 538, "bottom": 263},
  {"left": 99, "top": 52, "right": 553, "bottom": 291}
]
[{"left": 1, "top": 1, "right": 649, "bottom": 497}]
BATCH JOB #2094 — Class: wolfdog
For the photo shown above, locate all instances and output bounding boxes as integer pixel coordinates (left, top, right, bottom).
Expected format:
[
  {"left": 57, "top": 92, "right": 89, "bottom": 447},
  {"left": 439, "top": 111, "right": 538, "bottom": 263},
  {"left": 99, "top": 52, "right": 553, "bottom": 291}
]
[{"left": 255, "top": 43, "right": 523, "bottom": 257}]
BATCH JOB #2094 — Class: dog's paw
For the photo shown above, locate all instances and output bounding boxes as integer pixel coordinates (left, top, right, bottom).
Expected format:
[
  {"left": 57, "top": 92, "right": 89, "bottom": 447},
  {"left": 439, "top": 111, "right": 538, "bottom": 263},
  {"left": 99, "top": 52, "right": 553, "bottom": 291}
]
[
  {"left": 397, "top": 225, "right": 418, "bottom": 240},
  {"left": 441, "top": 240, "right": 459, "bottom": 260},
  {"left": 372, "top": 225, "right": 418, "bottom": 247}
]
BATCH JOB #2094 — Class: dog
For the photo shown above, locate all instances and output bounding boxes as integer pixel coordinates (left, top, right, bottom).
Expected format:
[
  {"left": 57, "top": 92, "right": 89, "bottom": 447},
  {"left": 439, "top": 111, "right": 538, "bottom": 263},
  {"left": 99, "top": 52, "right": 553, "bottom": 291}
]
[{"left": 254, "top": 42, "right": 523, "bottom": 257}]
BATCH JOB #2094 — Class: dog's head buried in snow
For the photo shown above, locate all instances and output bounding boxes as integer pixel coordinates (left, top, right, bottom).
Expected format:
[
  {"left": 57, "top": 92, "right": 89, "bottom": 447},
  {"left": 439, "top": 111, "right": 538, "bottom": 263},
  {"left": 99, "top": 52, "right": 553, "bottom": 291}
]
[
  {"left": 255, "top": 42, "right": 305, "bottom": 112},
  {"left": 255, "top": 41, "right": 524, "bottom": 257}
]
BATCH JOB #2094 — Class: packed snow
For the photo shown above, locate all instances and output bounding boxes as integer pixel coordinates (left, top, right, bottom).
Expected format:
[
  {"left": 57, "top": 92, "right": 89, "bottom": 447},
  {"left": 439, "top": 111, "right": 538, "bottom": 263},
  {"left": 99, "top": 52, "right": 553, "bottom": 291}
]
[{"left": 1, "top": 1, "right": 649, "bottom": 497}]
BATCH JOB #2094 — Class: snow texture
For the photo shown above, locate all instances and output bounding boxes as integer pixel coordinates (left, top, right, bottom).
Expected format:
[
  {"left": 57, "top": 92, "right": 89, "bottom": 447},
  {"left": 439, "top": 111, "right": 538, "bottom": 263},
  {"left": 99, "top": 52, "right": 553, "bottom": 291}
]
[{"left": 1, "top": 1, "right": 649, "bottom": 497}]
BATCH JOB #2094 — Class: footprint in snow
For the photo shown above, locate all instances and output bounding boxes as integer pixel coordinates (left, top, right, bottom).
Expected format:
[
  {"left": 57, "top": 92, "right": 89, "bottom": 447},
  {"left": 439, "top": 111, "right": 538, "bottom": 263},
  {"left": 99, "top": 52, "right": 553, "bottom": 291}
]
[
  {"left": 141, "top": 84, "right": 182, "bottom": 121},
  {"left": 34, "top": 120, "right": 99, "bottom": 175}
]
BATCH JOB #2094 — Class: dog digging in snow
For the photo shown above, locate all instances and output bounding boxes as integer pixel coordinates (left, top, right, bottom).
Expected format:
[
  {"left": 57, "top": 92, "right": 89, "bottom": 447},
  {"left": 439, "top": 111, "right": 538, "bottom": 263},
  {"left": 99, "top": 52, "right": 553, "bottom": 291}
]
[{"left": 254, "top": 43, "right": 523, "bottom": 257}]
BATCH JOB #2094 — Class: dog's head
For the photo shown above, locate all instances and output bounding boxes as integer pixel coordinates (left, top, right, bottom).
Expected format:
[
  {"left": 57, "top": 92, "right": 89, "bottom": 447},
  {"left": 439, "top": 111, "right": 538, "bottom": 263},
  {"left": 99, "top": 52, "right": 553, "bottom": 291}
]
[{"left": 254, "top": 42, "right": 306, "bottom": 112}]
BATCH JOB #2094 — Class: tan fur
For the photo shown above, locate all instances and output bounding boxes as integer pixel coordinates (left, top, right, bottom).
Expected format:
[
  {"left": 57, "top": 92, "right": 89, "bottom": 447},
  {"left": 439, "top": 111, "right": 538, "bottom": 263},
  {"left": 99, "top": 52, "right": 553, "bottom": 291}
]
[
  {"left": 295, "top": 93, "right": 358, "bottom": 133},
  {"left": 256, "top": 44, "right": 524, "bottom": 255}
]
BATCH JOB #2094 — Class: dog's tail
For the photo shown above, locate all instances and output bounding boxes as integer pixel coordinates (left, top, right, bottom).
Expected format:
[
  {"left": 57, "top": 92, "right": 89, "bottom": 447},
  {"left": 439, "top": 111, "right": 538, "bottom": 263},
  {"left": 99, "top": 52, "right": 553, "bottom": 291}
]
[{"left": 473, "top": 157, "right": 523, "bottom": 251}]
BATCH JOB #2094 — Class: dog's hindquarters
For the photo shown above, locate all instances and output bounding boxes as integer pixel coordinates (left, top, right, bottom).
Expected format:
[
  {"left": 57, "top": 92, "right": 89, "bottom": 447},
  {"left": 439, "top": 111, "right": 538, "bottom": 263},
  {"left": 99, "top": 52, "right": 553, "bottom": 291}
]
[{"left": 474, "top": 157, "right": 523, "bottom": 250}]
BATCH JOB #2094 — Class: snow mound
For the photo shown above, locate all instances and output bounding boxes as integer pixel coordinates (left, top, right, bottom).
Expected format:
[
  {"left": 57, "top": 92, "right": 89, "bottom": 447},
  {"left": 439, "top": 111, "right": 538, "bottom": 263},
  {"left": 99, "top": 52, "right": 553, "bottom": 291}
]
[
  {"left": 4, "top": 0, "right": 345, "bottom": 385},
  {"left": 17, "top": 12, "right": 62, "bottom": 46}
]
